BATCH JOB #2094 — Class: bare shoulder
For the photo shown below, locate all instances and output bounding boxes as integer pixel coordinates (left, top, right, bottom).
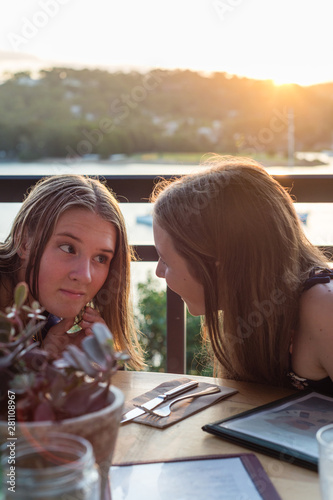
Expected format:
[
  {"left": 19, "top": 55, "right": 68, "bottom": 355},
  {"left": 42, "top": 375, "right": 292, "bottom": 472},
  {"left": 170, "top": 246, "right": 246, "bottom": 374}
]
[
  {"left": 298, "top": 281, "right": 333, "bottom": 378},
  {"left": 300, "top": 281, "right": 333, "bottom": 327}
]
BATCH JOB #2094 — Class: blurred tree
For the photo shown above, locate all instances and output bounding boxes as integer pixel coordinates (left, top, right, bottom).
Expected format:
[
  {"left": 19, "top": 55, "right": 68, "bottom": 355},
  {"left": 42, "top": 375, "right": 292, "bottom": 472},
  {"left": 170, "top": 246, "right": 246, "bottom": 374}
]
[
  {"left": 136, "top": 273, "right": 167, "bottom": 372},
  {"left": 136, "top": 272, "right": 213, "bottom": 376}
]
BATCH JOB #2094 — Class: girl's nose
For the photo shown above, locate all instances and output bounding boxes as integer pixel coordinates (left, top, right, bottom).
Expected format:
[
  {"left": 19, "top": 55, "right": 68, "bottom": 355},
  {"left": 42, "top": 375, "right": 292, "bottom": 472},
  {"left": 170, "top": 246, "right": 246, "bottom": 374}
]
[
  {"left": 69, "top": 259, "right": 92, "bottom": 283},
  {"left": 155, "top": 259, "right": 165, "bottom": 279}
]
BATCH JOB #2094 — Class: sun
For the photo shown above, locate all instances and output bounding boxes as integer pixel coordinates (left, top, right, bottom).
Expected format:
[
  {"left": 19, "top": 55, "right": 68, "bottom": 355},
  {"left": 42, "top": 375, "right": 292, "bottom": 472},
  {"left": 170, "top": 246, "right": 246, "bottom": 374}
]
[
  {"left": 272, "top": 77, "right": 311, "bottom": 87},
  {"left": 271, "top": 68, "right": 327, "bottom": 87}
]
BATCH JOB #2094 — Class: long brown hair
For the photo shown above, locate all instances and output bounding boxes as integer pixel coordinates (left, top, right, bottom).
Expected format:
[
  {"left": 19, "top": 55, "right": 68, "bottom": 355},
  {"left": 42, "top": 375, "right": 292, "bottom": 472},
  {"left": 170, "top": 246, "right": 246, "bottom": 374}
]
[
  {"left": 0, "top": 174, "right": 144, "bottom": 369},
  {"left": 152, "top": 156, "right": 328, "bottom": 385}
]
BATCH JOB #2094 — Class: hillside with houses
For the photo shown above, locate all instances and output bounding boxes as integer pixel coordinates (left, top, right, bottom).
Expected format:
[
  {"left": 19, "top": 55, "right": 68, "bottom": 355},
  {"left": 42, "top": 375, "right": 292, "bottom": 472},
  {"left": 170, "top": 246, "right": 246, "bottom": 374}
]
[{"left": 1, "top": 67, "right": 333, "bottom": 161}]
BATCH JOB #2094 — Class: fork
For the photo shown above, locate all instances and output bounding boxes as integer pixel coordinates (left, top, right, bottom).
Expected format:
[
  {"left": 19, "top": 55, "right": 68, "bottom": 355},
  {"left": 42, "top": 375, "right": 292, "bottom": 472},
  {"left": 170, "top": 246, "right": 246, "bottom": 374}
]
[{"left": 134, "top": 386, "right": 220, "bottom": 417}]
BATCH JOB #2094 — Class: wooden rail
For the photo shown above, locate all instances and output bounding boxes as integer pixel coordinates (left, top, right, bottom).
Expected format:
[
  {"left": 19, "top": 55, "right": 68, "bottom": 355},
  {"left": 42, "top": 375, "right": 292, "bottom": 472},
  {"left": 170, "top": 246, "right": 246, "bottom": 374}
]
[{"left": 1, "top": 173, "right": 333, "bottom": 373}]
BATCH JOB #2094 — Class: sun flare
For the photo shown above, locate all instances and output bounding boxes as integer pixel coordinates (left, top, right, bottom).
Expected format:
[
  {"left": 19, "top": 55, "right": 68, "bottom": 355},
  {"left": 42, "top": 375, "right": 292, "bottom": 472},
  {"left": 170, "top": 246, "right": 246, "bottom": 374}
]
[{"left": 271, "top": 74, "right": 322, "bottom": 87}]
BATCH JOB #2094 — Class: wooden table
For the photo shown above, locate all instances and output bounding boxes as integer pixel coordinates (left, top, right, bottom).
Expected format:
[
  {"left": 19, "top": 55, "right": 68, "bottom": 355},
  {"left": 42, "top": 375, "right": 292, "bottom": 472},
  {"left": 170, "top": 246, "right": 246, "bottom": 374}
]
[{"left": 112, "top": 371, "right": 320, "bottom": 500}]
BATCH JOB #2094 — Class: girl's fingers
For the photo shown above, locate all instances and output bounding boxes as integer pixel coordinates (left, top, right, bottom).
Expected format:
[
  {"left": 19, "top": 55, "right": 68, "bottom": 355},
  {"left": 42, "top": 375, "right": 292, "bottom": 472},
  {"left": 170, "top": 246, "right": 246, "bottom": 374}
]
[
  {"left": 44, "top": 309, "right": 106, "bottom": 357},
  {"left": 82, "top": 307, "right": 102, "bottom": 320},
  {"left": 80, "top": 320, "right": 93, "bottom": 331},
  {"left": 50, "top": 318, "right": 75, "bottom": 336},
  {"left": 80, "top": 320, "right": 106, "bottom": 336},
  {"left": 80, "top": 308, "right": 106, "bottom": 336},
  {"left": 70, "top": 331, "right": 89, "bottom": 345},
  {"left": 42, "top": 317, "right": 96, "bottom": 357}
]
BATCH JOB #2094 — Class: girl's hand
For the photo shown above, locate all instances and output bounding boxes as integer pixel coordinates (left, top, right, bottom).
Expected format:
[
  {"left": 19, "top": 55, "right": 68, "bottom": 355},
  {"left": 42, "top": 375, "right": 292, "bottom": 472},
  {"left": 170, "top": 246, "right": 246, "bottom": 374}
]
[
  {"left": 43, "top": 317, "right": 88, "bottom": 358},
  {"left": 79, "top": 306, "right": 106, "bottom": 335}
]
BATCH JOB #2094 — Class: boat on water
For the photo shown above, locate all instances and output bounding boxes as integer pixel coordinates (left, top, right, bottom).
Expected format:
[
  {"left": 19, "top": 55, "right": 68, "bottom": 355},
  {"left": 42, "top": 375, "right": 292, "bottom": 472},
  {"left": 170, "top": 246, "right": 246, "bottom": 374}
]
[
  {"left": 136, "top": 214, "right": 153, "bottom": 226},
  {"left": 297, "top": 212, "right": 308, "bottom": 225}
]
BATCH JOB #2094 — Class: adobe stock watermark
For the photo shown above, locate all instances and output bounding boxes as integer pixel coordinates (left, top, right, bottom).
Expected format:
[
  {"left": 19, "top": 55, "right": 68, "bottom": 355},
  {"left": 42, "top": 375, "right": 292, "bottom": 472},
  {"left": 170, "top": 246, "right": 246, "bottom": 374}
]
[
  {"left": 236, "top": 107, "right": 289, "bottom": 155},
  {"left": 6, "top": 391, "right": 17, "bottom": 494},
  {"left": 227, "top": 288, "right": 287, "bottom": 348},
  {"left": 7, "top": 0, "right": 72, "bottom": 51},
  {"left": 64, "top": 71, "right": 163, "bottom": 162},
  {"left": 212, "top": 0, "right": 243, "bottom": 21}
]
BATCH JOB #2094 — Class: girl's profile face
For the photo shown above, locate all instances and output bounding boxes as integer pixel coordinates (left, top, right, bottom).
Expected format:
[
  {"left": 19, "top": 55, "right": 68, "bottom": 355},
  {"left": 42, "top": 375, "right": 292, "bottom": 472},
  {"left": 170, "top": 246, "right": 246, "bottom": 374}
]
[
  {"left": 153, "top": 221, "right": 205, "bottom": 316},
  {"left": 22, "top": 208, "right": 117, "bottom": 318}
]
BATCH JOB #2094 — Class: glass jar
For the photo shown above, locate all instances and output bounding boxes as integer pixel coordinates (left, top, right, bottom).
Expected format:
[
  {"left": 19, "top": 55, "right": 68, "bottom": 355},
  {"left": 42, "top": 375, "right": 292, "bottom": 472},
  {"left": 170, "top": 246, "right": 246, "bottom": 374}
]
[{"left": 1, "top": 432, "right": 100, "bottom": 500}]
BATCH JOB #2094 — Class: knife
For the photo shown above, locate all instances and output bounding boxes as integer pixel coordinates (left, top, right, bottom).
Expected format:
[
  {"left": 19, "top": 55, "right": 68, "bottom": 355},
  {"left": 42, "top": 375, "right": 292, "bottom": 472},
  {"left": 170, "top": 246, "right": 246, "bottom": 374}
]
[{"left": 120, "top": 380, "right": 199, "bottom": 424}]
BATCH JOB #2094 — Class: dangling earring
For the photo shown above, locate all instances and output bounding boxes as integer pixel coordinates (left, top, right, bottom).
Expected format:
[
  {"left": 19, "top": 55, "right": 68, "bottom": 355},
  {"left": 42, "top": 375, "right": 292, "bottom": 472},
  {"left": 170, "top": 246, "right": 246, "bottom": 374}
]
[
  {"left": 66, "top": 308, "right": 84, "bottom": 335},
  {"left": 66, "top": 301, "right": 95, "bottom": 335}
]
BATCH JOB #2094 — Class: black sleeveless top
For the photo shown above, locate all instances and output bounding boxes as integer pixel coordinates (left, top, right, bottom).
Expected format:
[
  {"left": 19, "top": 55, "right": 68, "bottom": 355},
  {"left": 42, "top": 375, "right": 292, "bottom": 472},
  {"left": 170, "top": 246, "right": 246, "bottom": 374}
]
[{"left": 288, "top": 268, "right": 333, "bottom": 395}]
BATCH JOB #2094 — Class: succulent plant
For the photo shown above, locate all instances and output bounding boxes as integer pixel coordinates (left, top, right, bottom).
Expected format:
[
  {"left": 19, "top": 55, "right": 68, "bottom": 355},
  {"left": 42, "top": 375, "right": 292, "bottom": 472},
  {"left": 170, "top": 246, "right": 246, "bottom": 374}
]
[{"left": 0, "top": 282, "right": 128, "bottom": 422}]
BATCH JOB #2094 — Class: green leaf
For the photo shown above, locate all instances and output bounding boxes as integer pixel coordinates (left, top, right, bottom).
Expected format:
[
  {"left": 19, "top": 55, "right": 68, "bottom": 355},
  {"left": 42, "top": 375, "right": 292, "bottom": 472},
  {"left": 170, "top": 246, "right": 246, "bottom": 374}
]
[
  {"left": 14, "top": 282, "right": 28, "bottom": 308},
  {"left": 9, "top": 373, "right": 36, "bottom": 394},
  {"left": 0, "top": 316, "right": 12, "bottom": 341}
]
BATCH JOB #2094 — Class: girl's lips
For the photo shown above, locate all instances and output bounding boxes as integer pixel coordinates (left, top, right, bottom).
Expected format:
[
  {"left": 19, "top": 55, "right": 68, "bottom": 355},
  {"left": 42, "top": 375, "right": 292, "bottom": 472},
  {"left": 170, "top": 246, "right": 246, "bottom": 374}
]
[{"left": 60, "top": 289, "right": 85, "bottom": 298}]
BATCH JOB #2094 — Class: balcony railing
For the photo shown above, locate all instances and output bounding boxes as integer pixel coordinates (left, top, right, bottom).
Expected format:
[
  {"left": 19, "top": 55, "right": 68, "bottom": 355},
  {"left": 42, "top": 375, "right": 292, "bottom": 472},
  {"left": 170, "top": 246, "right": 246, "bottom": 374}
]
[{"left": 1, "top": 172, "right": 333, "bottom": 374}]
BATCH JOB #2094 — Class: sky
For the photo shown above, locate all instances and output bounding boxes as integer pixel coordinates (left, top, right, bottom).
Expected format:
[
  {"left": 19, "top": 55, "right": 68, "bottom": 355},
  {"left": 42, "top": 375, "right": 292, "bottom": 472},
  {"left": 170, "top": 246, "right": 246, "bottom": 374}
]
[{"left": 0, "top": 0, "right": 333, "bottom": 86}]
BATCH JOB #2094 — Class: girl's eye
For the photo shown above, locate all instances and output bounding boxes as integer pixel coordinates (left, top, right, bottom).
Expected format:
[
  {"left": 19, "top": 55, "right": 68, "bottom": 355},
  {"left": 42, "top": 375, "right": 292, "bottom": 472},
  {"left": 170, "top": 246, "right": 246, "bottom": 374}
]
[
  {"left": 59, "top": 244, "right": 75, "bottom": 254},
  {"left": 94, "top": 255, "right": 108, "bottom": 264}
]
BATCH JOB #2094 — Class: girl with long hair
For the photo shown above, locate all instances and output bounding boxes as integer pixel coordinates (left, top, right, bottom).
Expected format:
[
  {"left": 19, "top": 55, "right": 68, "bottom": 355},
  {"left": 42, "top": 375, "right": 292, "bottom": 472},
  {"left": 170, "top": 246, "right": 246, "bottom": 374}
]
[
  {"left": 0, "top": 174, "right": 144, "bottom": 369},
  {"left": 152, "top": 156, "right": 333, "bottom": 392}
]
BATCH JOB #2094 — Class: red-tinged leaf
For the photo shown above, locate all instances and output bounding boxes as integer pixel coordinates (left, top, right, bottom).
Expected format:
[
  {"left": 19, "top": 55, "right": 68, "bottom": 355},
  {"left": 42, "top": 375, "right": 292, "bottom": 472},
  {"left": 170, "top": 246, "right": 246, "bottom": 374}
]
[
  {"left": 33, "top": 400, "right": 56, "bottom": 422},
  {"left": 81, "top": 335, "right": 108, "bottom": 369},
  {"left": 85, "top": 384, "right": 110, "bottom": 413},
  {"left": 65, "top": 345, "right": 99, "bottom": 377},
  {"left": 0, "top": 343, "right": 24, "bottom": 368},
  {"left": 91, "top": 323, "right": 114, "bottom": 355},
  {"left": 16, "top": 395, "right": 36, "bottom": 422},
  {"left": 23, "top": 348, "right": 48, "bottom": 371},
  {"left": 61, "top": 350, "right": 79, "bottom": 368},
  {"left": 60, "top": 382, "right": 102, "bottom": 417},
  {"left": 0, "top": 317, "right": 12, "bottom": 341}
]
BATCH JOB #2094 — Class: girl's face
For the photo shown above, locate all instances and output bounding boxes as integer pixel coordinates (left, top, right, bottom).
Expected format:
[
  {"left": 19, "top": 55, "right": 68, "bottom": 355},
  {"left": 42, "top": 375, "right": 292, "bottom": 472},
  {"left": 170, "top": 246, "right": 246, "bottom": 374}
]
[
  {"left": 153, "top": 221, "right": 205, "bottom": 316},
  {"left": 21, "top": 208, "right": 117, "bottom": 319}
]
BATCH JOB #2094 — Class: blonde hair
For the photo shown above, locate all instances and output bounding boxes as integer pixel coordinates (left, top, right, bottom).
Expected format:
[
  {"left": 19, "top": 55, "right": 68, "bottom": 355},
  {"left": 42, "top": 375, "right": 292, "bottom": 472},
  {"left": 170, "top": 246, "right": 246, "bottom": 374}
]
[
  {"left": 0, "top": 174, "right": 144, "bottom": 370},
  {"left": 152, "top": 156, "right": 328, "bottom": 385}
]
